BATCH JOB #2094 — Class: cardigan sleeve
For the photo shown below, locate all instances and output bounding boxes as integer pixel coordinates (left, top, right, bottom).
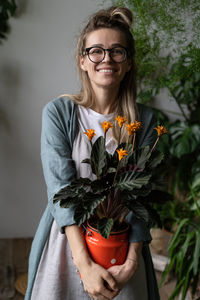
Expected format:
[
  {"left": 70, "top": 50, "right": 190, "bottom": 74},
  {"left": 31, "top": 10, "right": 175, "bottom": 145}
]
[
  {"left": 126, "top": 103, "right": 157, "bottom": 243},
  {"left": 41, "top": 98, "right": 77, "bottom": 233}
]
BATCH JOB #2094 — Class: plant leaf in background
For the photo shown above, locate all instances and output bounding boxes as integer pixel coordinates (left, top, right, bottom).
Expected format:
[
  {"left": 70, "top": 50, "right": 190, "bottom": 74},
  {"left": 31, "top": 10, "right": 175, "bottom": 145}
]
[
  {"left": 169, "top": 122, "right": 200, "bottom": 158},
  {"left": 0, "top": 0, "right": 17, "bottom": 42}
]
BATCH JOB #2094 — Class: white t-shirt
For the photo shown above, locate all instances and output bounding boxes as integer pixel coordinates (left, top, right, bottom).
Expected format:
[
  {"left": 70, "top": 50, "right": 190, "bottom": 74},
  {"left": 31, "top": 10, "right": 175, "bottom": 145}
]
[{"left": 72, "top": 105, "right": 116, "bottom": 179}]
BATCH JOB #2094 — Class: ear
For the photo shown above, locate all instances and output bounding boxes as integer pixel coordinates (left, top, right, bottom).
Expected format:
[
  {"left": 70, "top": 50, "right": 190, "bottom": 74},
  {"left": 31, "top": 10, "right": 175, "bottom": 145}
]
[{"left": 80, "top": 55, "right": 87, "bottom": 71}]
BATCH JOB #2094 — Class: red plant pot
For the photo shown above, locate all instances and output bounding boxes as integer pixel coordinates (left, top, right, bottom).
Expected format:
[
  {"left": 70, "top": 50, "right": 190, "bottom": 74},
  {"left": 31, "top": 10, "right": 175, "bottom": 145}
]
[{"left": 85, "top": 222, "right": 129, "bottom": 269}]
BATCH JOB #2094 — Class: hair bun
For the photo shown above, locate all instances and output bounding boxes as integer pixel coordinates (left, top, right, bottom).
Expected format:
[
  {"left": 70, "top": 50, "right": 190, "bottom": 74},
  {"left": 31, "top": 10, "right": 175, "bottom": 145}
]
[{"left": 110, "top": 7, "right": 133, "bottom": 29}]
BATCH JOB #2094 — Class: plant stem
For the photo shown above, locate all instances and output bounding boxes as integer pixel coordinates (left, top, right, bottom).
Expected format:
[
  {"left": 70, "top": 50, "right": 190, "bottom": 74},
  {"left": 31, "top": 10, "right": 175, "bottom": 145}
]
[
  {"left": 169, "top": 89, "right": 189, "bottom": 122},
  {"left": 100, "top": 201, "right": 107, "bottom": 217},
  {"left": 118, "top": 128, "right": 121, "bottom": 146},
  {"left": 113, "top": 162, "right": 120, "bottom": 185},
  {"left": 132, "top": 133, "right": 136, "bottom": 153},
  {"left": 151, "top": 137, "right": 159, "bottom": 152}
]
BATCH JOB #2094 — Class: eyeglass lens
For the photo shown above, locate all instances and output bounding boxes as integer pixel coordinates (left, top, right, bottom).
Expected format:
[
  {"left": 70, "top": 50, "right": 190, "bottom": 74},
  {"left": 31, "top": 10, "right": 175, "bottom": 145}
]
[{"left": 87, "top": 47, "right": 127, "bottom": 63}]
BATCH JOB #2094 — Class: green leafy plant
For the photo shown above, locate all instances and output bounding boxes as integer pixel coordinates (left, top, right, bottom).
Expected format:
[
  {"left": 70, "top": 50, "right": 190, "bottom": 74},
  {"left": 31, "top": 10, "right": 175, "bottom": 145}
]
[
  {"left": 106, "top": 1, "right": 200, "bottom": 298},
  {"left": 53, "top": 118, "right": 169, "bottom": 239},
  {"left": 112, "top": 0, "right": 200, "bottom": 104},
  {"left": 160, "top": 175, "right": 200, "bottom": 300},
  {"left": 0, "top": 0, "right": 17, "bottom": 43}
]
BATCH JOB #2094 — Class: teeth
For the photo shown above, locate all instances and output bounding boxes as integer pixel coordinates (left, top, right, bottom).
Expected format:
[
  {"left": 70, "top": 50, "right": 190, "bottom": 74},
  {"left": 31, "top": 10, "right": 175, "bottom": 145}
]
[{"left": 98, "top": 69, "right": 113, "bottom": 73}]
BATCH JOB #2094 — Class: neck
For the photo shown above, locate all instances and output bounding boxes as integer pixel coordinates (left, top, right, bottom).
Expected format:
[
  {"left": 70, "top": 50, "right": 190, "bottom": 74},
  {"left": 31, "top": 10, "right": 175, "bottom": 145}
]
[{"left": 91, "top": 86, "right": 119, "bottom": 115}]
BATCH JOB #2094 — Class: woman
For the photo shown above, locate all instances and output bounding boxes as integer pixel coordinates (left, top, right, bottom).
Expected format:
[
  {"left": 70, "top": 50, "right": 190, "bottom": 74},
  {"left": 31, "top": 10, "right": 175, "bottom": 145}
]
[{"left": 25, "top": 6, "right": 160, "bottom": 300}]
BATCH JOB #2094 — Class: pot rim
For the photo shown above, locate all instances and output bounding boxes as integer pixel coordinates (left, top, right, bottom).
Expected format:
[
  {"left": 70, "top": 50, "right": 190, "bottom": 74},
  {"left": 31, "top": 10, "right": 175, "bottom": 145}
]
[{"left": 86, "top": 220, "right": 129, "bottom": 235}]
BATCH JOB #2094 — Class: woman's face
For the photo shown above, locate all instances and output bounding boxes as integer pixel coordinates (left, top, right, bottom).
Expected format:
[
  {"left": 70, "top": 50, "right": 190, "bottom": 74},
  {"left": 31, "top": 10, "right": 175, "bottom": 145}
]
[{"left": 80, "top": 28, "right": 131, "bottom": 92}]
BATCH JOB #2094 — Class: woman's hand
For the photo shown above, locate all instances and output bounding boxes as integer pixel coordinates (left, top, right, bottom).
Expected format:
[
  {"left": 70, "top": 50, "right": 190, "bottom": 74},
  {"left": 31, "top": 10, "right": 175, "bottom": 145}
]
[
  {"left": 108, "top": 241, "right": 142, "bottom": 290},
  {"left": 65, "top": 225, "right": 119, "bottom": 300},
  {"left": 107, "top": 258, "right": 138, "bottom": 290},
  {"left": 79, "top": 259, "right": 120, "bottom": 300}
]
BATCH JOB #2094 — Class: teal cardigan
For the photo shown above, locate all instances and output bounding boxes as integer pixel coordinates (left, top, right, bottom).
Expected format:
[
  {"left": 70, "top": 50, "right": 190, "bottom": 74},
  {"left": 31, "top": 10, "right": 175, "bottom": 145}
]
[{"left": 25, "top": 96, "right": 160, "bottom": 300}]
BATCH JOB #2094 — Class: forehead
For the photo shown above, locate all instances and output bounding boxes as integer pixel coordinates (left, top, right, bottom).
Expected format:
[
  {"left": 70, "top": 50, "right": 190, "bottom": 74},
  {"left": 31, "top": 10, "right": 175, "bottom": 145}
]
[{"left": 85, "top": 28, "right": 127, "bottom": 47}]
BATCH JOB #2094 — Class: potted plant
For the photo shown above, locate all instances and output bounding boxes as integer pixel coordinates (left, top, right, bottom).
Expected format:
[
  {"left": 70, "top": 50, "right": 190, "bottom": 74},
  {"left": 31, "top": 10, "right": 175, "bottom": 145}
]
[{"left": 53, "top": 117, "right": 169, "bottom": 269}]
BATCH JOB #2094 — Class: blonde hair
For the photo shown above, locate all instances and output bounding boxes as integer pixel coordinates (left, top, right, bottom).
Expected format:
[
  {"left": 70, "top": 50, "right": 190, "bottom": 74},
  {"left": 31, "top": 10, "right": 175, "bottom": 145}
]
[{"left": 66, "top": 6, "right": 137, "bottom": 142}]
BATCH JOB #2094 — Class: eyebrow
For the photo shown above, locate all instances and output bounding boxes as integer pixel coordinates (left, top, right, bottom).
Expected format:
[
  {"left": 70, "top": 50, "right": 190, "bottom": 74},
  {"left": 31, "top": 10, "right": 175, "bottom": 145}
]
[{"left": 87, "top": 43, "right": 126, "bottom": 48}]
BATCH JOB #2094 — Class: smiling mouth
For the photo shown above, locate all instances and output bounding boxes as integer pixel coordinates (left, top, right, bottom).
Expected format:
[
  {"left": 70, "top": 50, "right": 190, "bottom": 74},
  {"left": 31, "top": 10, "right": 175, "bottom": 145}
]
[{"left": 98, "top": 69, "right": 115, "bottom": 73}]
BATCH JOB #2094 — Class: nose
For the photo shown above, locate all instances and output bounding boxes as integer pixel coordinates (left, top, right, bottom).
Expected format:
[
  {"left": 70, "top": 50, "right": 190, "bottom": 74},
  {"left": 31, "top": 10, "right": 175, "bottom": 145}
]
[{"left": 102, "top": 50, "right": 112, "bottom": 62}]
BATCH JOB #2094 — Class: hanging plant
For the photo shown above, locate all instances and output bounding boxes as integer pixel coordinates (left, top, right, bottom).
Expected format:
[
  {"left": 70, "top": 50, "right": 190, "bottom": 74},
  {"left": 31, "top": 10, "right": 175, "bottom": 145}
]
[{"left": 0, "top": 0, "right": 17, "bottom": 43}]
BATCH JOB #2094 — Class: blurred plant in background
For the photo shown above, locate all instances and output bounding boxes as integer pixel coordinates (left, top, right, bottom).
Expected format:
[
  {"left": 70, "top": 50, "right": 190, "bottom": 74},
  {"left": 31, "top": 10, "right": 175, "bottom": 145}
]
[
  {"left": 106, "top": 0, "right": 200, "bottom": 298},
  {"left": 0, "top": 0, "right": 17, "bottom": 43}
]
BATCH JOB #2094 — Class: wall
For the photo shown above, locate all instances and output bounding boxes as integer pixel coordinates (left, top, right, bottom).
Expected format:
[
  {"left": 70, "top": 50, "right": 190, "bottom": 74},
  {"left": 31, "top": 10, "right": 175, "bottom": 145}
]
[{"left": 0, "top": 0, "right": 111, "bottom": 238}]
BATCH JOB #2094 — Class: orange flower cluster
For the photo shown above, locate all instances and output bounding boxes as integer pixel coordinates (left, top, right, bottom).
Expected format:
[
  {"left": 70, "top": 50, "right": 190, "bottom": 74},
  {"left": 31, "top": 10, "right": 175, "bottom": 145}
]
[
  {"left": 126, "top": 121, "right": 142, "bottom": 135},
  {"left": 115, "top": 116, "right": 127, "bottom": 128},
  {"left": 84, "top": 129, "right": 96, "bottom": 141},
  {"left": 154, "top": 125, "right": 168, "bottom": 137},
  {"left": 101, "top": 121, "right": 113, "bottom": 133},
  {"left": 116, "top": 148, "right": 128, "bottom": 161}
]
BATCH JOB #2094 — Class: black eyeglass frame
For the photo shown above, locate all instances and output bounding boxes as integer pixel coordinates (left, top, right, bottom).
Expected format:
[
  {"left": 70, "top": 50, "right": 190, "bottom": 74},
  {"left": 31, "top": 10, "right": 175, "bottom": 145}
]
[{"left": 82, "top": 46, "right": 130, "bottom": 63}]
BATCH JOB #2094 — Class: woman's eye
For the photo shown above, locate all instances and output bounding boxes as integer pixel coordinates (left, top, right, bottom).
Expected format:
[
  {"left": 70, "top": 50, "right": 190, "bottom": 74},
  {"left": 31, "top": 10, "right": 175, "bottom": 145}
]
[
  {"left": 90, "top": 48, "right": 103, "bottom": 54},
  {"left": 112, "top": 48, "right": 124, "bottom": 55}
]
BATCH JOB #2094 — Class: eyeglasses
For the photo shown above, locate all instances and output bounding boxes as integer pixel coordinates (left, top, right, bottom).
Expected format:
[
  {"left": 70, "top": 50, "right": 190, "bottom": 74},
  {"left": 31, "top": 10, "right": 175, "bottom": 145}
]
[{"left": 83, "top": 46, "right": 129, "bottom": 63}]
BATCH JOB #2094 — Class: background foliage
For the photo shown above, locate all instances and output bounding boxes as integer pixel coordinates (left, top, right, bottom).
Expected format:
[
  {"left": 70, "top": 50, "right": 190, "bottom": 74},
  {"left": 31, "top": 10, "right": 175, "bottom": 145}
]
[{"left": 108, "top": 0, "right": 200, "bottom": 298}]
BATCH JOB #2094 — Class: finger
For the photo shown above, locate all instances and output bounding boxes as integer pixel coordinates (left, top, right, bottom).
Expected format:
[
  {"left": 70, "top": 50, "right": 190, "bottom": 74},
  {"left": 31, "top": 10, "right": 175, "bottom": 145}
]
[
  {"left": 94, "top": 294, "right": 111, "bottom": 300},
  {"left": 89, "top": 294, "right": 109, "bottom": 300},
  {"left": 103, "top": 272, "right": 119, "bottom": 291},
  {"left": 100, "top": 286, "right": 119, "bottom": 300}
]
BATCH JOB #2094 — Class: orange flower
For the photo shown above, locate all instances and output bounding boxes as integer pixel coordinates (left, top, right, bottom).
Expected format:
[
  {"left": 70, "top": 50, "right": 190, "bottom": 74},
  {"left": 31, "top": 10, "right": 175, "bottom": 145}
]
[
  {"left": 101, "top": 121, "right": 113, "bottom": 133},
  {"left": 154, "top": 125, "right": 168, "bottom": 137},
  {"left": 126, "top": 121, "right": 142, "bottom": 135},
  {"left": 116, "top": 148, "right": 128, "bottom": 161},
  {"left": 84, "top": 129, "right": 96, "bottom": 141},
  {"left": 115, "top": 116, "right": 127, "bottom": 128}
]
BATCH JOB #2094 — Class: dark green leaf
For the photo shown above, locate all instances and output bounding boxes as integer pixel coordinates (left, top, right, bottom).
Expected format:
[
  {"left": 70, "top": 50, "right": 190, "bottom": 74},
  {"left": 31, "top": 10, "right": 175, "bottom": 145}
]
[
  {"left": 121, "top": 184, "right": 152, "bottom": 200},
  {"left": 107, "top": 167, "right": 116, "bottom": 173},
  {"left": 97, "top": 218, "right": 114, "bottom": 239},
  {"left": 60, "top": 198, "right": 78, "bottom": 208},
  {"left": 179, "top": 231, "right": 194, "bottom": 275},
  {"left": 91, "top": 178, "right": 110, "bottom": 193},
  {"left": 170, "top": 123, "right": 200, "bottom": 157},
  {"left": 160, "top": 256, "right": 176, "bottom": 287},
  {"left": 74, "top": 193, "right": 106, "bottom": 225},
  {"left": 126, "top": 201, "right": 151, "bottom": 224},
  {"left": 81, "top": 158, "right": 91, "bottom": 164},
  {"left": 115, "top": 171, "right": 151, "bottom": 191},
  {"left": 53, "top": 189, "right": 79, "bottom": 204},
  {"left": 136, "top": 146, "right": 151, "bottom": 169},
  {"left": 91, "top": 136, "right": 106, "bottom": 176},
  {"left": 193, "top": 231, "right": 200, "bottom": 275},
  {"left": 169, "top": 218, "right": 189, "bottom": 254},
  {"left": 147, "top": 150, "right": 164, "bottom": 169},
  {"left": 53, "top": 178, "right": 92, "bottom": 203},
  {"left": 168, "top": 277, "right": 185, "bottom": 300},
  {"left": 181, "top": 268, "right": 192, "bottom": 300}
]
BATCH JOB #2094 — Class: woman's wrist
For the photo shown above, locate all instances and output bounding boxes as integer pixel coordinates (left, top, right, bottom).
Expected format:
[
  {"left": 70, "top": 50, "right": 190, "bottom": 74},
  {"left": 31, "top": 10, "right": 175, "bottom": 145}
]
[
  {"left": 123, "top": 256, "right": 138, "bottom": 277},
  {"left": 73, "top": 247, "right": 92, "bottom": 270},
  {"left": 126, "top": 257, "right": 138, "bottom": 264}
]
